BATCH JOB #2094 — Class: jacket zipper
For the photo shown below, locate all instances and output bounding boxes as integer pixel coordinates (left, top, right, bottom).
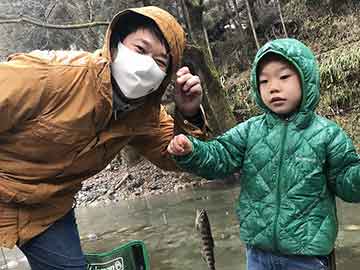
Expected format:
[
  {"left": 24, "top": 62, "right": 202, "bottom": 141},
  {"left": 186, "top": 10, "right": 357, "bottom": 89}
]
[{"left": 273, "top": 120, "right": 288, "bottom": 252}]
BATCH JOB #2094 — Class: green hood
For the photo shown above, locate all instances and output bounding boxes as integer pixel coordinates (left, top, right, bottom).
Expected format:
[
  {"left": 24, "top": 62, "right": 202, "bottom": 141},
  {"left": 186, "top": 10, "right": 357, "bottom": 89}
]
[{"left": 250, "top": 38, "right": 320, "bottom": 121}]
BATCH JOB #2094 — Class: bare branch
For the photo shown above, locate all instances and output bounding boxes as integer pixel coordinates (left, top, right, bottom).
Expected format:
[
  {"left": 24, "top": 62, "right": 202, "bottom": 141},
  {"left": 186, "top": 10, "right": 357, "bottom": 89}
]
[
  {"left": 46, "top": 1, "right": 58, "bottom": 20},
  {"left": 245, "top": 0, "right": 260, "bottom": 49},
  {"left": 0, "top": 15, "right": 109, "bottom": 29},
  {"left": 87, "top": 0, "right": 94, "bottom": 21},
  {"left": 276, "top": 0, "right": 288, "bottom": 37}
]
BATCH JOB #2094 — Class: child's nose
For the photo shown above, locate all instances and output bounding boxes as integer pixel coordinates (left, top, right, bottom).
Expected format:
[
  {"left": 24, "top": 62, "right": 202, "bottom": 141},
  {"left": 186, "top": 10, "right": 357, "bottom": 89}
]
[{"left": 269, "top": 81, "right": 281, "bottom": 94}]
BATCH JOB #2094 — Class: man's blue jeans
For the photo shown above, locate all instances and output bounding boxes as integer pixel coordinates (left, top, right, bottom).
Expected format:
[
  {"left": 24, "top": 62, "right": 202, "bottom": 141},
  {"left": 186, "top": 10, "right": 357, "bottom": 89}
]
[
  {"left": 246, "top": 245, "right": 329, "bottom": 270},
  {"left": 19, "top": 209, "right": 86, "bottom": 270}
]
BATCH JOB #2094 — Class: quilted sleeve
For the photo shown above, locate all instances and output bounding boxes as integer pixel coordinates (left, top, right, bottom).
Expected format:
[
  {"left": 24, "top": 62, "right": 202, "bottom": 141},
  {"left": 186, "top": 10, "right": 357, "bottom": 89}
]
[
  {"left": 326, "top": 126, "right": 360, "bottom": 202},
  {"left": 174, "top": 121, "right": 249, "bottom": 179}
]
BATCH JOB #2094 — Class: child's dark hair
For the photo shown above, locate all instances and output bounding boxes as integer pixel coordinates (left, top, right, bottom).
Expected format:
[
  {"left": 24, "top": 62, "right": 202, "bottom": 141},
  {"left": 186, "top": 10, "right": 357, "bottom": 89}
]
[
  {"left": 110, "top": 12, "right": 169, "bottom": 53},
  {"left": 258, "top": 53, "right": 286, "bottom": 73},
  {"left": 257, "top": 52, "right": 299, "bottom": 82}
]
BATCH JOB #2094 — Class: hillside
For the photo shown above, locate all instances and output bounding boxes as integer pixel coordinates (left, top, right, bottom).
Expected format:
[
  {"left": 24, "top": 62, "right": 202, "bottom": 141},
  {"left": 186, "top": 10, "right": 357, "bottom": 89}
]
[{"left": 225, "top": 0, "right": 360, "bottom": 149}]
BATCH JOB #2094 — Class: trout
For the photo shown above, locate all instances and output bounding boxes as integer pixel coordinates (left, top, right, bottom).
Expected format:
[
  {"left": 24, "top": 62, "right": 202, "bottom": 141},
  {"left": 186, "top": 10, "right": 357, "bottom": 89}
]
[{"left": 195, "top": 208, "right": 216, "bottom": 270}]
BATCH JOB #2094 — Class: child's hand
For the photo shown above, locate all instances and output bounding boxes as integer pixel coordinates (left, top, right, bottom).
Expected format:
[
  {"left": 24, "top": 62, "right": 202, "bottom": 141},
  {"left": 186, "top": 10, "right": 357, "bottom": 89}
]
[{"left": 167, "top": 134, "right": 193, "bottom": 156}]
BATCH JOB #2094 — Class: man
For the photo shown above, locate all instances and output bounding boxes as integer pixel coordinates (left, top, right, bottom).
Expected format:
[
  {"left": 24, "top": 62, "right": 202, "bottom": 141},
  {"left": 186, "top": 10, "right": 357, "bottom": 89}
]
[{"left": 0, "top": 6, "right": 207, "bottom": 269}]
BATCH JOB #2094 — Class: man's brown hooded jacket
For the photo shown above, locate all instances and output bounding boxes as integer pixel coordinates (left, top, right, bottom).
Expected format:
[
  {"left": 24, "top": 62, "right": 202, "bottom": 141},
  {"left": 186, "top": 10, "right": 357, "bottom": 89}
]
[{"left": 0, "top": 6, "right": 206, "bottom": 248}]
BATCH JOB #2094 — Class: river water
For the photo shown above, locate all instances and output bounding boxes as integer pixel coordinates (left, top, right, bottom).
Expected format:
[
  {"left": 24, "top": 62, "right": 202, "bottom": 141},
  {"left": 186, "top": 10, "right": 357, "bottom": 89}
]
[{"left": 2, "top": 184, "right": 360, "bottom": 269}]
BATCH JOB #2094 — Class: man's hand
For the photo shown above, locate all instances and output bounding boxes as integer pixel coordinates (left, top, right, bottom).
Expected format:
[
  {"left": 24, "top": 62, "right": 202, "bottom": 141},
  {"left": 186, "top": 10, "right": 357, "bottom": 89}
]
[
  {"left": 167, "top": 134, "right": 193, "bottom": 156},
  {"left": 174, "top": 66, "right": 203, "bottom": 117}
]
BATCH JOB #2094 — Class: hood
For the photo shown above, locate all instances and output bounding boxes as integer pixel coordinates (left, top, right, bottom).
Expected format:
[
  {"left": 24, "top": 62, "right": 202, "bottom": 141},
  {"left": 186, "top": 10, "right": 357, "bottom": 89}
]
[
  {"left": 250, "top": 38, "right": 320, "bottom": 116},
  {"left": 102, "top": 6, "right": 186, "bottom": 97}
]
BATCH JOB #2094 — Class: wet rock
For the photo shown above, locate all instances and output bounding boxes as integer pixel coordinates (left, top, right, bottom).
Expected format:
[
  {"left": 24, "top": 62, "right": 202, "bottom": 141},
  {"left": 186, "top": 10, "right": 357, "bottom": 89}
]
[
  {"left": 150, "top": 184, "right": 161, "bottom": 190},
  {"left": 86, "top": 233, "right": 98, "bottom": 241}
]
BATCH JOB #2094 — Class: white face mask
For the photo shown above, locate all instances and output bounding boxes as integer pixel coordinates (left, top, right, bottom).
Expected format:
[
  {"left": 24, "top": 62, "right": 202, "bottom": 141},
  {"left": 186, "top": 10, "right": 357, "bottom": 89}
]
[{"left": 111, "top": 42, "right": 167, "bottom": 99}]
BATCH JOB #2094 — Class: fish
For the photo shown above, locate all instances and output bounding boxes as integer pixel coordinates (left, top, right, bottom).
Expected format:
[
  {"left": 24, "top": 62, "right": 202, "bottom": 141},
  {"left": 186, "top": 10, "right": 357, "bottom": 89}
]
[{"left": 195, "top": 208, "right": 216, "bottom": 270}]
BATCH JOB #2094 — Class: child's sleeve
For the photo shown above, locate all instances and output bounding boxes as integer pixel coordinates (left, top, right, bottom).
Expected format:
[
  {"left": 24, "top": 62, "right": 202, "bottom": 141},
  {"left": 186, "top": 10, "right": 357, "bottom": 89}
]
[
  {"left": 174, "top": 121, "right": 249, "bottom": 180},
  {"left": 326, "top": 127, "right": 360, "bottom": 202}
]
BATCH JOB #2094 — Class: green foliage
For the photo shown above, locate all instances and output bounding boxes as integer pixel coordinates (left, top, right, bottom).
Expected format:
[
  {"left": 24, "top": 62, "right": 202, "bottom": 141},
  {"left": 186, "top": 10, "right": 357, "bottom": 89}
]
[
  {"left": 317, "top": 44, "right": 360, "bottom": 149},
  {"left": 223, "top": 71, "right": 260, "bottom": 123}
]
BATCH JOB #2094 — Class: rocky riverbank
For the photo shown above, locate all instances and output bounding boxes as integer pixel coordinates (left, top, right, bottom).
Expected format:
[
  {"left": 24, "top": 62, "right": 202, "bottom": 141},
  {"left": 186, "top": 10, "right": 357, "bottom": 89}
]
[
  {"left": 75, "top": 157, "right": 241, "bottom": 208},
  {"left": 74, "top": 157, "right": 226, "bottom": 207}
]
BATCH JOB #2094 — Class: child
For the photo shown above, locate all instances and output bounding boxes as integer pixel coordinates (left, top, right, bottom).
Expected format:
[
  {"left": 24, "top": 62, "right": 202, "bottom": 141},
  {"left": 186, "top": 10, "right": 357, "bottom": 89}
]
[{"left": 168, "top": 38, "right": 360, "bottom": 270}]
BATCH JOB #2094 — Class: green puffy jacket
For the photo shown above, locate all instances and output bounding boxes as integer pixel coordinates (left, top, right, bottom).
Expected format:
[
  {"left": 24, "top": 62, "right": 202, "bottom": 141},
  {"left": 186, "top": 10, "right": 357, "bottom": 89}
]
[{"left": 175, "top": 38, "right": 360, "bottom": 256}]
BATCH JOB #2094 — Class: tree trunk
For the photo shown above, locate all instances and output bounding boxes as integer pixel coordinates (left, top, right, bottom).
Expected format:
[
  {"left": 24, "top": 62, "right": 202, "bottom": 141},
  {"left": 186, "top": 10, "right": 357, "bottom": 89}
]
[
  {"left": 202, "top": 21, "right": 214, "bottom": 63},
  {"left": 179, "top": 0, "right": 193, "bottom": 40},
  {"left": 276, "top": 0, "right": 288, "bottom": 37},
  {"left": 180, "top": 0, "right": 236, "bottom": 134},
  {"left": 230, "top": 0, "right": 246, "bottom": 41},
  {"left": 183, "top": 44, "right": 236, "bottom": 135},
  {"left": 175, "top": 0, "right": 183, "bottom": 23},
  {"left": 224, "top": 1, "right": 238, "bottom": 28},
  {"left": 183, "top": 0, "right": 213, "bottom": 63},
  {"left": 245, "top": 0, "right": 260, "bottom": 49}
]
